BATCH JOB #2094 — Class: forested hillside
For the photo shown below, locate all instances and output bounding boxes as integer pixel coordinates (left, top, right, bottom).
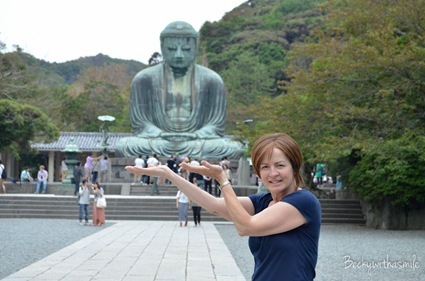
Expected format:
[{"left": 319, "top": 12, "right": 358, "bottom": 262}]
[{"left": 21, "top": 52, "right": 145, "bottom": 86}]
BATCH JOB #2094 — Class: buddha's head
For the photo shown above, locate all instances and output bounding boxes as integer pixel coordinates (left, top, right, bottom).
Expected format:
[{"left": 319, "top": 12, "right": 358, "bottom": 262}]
[{"left": 160, "top": 21, "right": 198, "bottom": 69}]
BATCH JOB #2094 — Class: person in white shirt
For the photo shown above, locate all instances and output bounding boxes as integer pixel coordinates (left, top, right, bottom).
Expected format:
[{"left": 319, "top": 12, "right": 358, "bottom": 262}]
[
  {"left": 35, "top": 165, "right": 48, "bottom": 194},
  {"left": 147, "top": 154, "right": 160, "bottom": 195},
  {"left": 176, "top": 190, "right": 190, "bottom": 227},
  {"left": 133, "top": 155, "right": 145, "bottom": 184}
]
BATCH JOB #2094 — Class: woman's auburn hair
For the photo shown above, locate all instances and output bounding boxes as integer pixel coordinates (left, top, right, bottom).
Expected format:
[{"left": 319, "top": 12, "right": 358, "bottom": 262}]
[{"left": 251, "top": 133, "right": 304, "bottom": 187}]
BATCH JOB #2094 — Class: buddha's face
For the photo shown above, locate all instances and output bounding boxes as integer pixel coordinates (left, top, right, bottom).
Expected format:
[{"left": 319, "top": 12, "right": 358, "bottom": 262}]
[{"left": 161, "top": 37, "right": 197, "bottom": 69}]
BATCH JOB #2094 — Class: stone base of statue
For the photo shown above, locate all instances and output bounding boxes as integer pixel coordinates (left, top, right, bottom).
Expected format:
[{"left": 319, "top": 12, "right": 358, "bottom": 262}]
[{"left": 115, "top": 135, "right": 243, "bottom": 159}]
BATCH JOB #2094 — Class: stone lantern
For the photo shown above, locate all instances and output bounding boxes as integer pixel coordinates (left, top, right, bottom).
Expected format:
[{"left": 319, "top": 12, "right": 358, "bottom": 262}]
[{"left": 61, "top": 138, "right": 81, "bottom": 184}]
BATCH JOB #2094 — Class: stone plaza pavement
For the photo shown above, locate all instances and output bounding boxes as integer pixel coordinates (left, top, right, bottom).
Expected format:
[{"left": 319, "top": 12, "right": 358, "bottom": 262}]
[{"left": 2, "top": 221, "right": 245, "bottom": 281}]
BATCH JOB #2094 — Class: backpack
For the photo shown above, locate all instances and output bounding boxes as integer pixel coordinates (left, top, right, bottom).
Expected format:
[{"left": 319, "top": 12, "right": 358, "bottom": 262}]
[{"left": 1, "top": 165, "right": 6, "bottom": 179}]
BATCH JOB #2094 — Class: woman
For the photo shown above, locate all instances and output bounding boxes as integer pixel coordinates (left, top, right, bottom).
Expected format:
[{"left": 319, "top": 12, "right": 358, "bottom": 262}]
[
  {"left": 176, "top": 190, "right": 189, "bottom": 227},
  {"left": 91, "top": 182, "right": 105, "bottom": 226},
  {"left": 126, "top": 133, "right": 321, "bottom": 280},
  {"left": 84, "top": 153, "right": 102, "bottom": 182}
]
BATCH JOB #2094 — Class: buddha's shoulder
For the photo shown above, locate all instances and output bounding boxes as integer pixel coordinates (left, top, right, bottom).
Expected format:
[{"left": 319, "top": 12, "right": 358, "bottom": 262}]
[
  {"left": 133, "top": 64, "right": 163, "bottom": 80},
  {"left": 194, "top": 64, "right": 223, "bottom": 82}
]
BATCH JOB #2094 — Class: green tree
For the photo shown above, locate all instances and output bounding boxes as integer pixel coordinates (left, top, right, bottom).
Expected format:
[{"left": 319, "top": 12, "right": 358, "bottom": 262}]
[
  {"left": 0, "top": 99, "right": 59, "bottom": 158},
  {"left": 0, "top": 46, "right": 60, "bottom": 158},
  {"left": 220, "top": 52, "right": 273, "bottom": 132},
  {"left": 349, "top": 133, "right": 425, "bottom": 207},
  {"left": 257, "top": 0, "right": 425, "bottom": 206},
  {"left": 71, "top": 81, "right": 125, "bottom": 132}
]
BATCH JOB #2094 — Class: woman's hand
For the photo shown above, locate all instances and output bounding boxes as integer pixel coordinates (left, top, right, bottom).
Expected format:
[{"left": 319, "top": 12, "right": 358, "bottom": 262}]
[
  {"left": 125, "top": 164, "right": 172, "bottom": 178},
  {"left": 180, "top": 161, "right": 227, "bottom": 184}
]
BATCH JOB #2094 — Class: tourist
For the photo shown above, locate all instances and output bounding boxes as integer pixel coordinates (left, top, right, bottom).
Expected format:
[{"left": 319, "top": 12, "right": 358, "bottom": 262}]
[
  {"left": 20, "top": 167, "right": 33, "bottom": 182},
  {"left": 142, "top": 155, "right": 149, "bottom": 185},
  {"left": 91, "top": 159, "right": 100, "bottom": 183},
  {"left": 34, "top": 165, "right": 48, "bottom": 194},
  {"left": 84, "top": 153, "right": 102, "bottom": 182},
  {"left": 203, "top": 174, "right": 212, "bottom": 194},
  {"left": 176, "top": 190, "right": 189, "bottom": 227},
  {"left": 73, "top": 162, "right": 84, "bottom": 196},
  {"left": 133, "top": 155, "right": 145, "bottom": 184},
  {"left": 91, "top": 182, "right": 105, "bottom": 226},
  {"left": 147, "top": 154, "right": 160, "bottom": 195},
  {"left": 188, "top": 159, "right": 203, "bottom": 226},
  {"left": 125, "top": 133, "right": 321, "bottom": 280},
  {"left": 78, "top": 179, "right": 91, "bottom": 226},
  {"left": 99, "top": 156, "right": 109, "bottom": 183},
  {"left": 314, "top": 162, "right": 324, "bottom": 188}
]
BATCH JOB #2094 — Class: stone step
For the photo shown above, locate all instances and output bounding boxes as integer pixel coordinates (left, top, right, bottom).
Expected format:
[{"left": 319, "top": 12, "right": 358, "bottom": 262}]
[
  {"left": 321, "top": 217, "right": 366, "bottom": 224},
  {"left": 0, "top": 195, "right": 365, "bottom": 224}
]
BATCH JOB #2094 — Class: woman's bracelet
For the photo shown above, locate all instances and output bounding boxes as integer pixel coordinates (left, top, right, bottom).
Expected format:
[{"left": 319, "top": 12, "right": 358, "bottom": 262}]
[{"left": 219, "top": 180, "right": 231, "bottom": 191}]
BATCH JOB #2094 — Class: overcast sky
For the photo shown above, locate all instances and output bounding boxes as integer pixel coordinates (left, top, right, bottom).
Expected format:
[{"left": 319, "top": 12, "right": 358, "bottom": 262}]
[{"left": 1, "top": 0, "right": 245, "bottom": 64}]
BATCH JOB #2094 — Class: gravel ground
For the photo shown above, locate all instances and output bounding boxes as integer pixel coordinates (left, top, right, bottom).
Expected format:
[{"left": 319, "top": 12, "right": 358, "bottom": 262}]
[
  {"left": 0, "top": 219, "right": 112, "bottom": 280},
  {"left": 1, "top": 220, "right": 424, "bottom": 281},
  {"left": 216, "top": 224, "right": 425, "bottom": 281}
]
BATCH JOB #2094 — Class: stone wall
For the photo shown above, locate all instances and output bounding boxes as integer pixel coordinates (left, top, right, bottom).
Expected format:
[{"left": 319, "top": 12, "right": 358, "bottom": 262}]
[{"left": 362, "top": 199, "right": 425, "bottom": 230}]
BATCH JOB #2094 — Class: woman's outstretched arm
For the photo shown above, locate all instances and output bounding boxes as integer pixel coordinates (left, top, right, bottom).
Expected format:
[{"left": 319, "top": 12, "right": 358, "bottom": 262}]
[{"left": 125, "top": 164, "right": 253, "bottom": 220}]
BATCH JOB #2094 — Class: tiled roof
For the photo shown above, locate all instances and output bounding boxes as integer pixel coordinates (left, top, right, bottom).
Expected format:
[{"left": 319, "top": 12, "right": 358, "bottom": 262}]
[{"left": 31, "top": 132, "right": 132, "bottom": 152}]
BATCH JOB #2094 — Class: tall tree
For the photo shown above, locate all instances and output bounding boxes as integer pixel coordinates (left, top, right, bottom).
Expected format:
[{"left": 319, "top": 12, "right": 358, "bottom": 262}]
[
  {"left": 256, "top": 0, "right": 425, "bottom": 206},
  {"left": 0, "top": 46, "right": 60, "bottom": 158},
  {"left": 0, "top": 100, "right": 59, "bottom": 158}
]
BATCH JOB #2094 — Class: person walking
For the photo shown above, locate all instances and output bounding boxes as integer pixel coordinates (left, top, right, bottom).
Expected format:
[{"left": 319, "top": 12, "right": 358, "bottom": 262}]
[
  {"left": 176, "top": 190, "right": 189, "bottom": 227},
  {"left": 78, "top": 179, "right": 91, "bottom": 226},
  {"left": 91, "top": 182, "right": 105, "bottom": 226},
  {"left": 34, "top": 165, "right": 48, "bottom": 194},
  {"left": 73, "top": 162, "right": 84, "bottom": 196},
  {"left": 126, "top": 133, "right": 321, "bottom": 281}
]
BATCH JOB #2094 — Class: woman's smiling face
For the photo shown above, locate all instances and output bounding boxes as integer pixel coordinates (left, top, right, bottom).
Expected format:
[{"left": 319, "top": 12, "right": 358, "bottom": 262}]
[{"left": 259, "top": 148, "right": 297, "bottom": 198}]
